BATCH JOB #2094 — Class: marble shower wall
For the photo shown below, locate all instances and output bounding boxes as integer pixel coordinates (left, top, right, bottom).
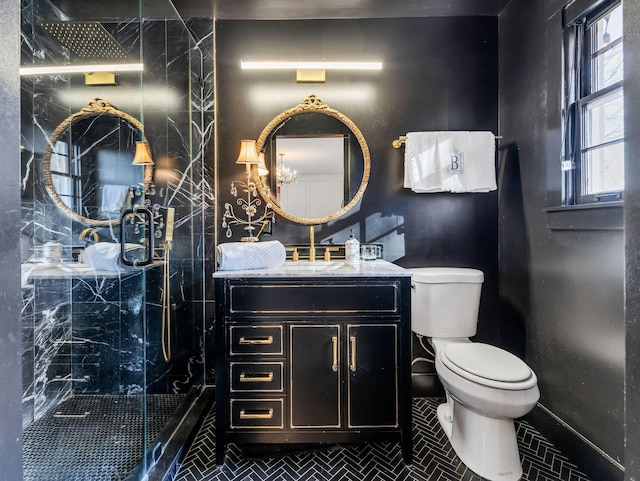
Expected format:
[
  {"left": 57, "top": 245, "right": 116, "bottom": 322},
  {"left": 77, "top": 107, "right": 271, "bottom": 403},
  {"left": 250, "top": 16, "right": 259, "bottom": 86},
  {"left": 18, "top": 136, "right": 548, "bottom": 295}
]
[
  {"left": 21, "top": 269, "right": 153, "bottom": 427},
  {"left": 20, "top": 0, "right": 214, "bottom": 426}
]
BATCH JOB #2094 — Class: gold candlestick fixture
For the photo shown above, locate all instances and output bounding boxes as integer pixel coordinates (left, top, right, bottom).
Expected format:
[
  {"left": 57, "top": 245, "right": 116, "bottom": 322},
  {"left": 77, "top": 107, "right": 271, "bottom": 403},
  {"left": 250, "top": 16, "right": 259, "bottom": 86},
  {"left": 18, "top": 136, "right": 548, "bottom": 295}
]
[{"left": 222, "top": 140, "right": 275, "bottom": 242}]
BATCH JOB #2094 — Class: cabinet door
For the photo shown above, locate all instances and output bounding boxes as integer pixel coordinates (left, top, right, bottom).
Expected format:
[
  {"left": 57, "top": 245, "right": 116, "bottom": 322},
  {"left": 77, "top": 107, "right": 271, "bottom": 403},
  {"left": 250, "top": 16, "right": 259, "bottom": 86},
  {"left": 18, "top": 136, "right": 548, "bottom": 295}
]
[
  {"left": 290, "top": 325, "right": 341, "bottom": 428},
  {"left": 347, "top": 324, "right": 398, "bottom": 428}
]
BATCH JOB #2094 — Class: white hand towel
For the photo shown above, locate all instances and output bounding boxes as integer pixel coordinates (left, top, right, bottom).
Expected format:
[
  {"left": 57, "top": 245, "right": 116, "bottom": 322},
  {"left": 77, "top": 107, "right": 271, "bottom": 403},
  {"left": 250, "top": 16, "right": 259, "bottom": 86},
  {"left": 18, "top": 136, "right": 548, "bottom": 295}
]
[
  {"left": 437, "top": 131, "right": 496, "bottom": 193},
  {"left": 216, "top": 240, "right": 287, "bottom": 271},
  {"left": 100, "top": 184, "right": 132, "bottom": 214},
  {"left": 403, "top": 132, "right": 443, "bottom": 192}
]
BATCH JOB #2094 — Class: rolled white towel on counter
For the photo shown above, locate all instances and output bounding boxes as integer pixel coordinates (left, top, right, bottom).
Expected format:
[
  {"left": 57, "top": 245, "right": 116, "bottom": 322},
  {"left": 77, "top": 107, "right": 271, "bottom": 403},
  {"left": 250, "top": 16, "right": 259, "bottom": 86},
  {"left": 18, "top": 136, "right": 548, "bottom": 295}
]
[
  {"left": 216, "top": 240, "right": 286, "bottom": 271},
  {"left": 82, "top": 242, "right": 144, "bottom": 272}
]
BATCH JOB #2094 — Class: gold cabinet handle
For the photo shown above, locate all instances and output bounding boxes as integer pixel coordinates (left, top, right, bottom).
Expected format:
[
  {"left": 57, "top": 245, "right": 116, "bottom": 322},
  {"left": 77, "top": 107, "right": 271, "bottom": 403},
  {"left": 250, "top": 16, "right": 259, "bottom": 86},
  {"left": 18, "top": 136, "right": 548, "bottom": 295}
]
[
  {"left": 239, "top": 372, "right": 274, "bottom": 383},
  {"left": 239, "top": 408, "right": 274, "bottom": 420},
  {"left": 239, "top": 336, "right": 274, "bottom": 345},
  {"left": 331, "top": 336, "right": 338, "bottom": 372},
  {"left": 350, "top": 335, "right": 357, "bottom": 372}
]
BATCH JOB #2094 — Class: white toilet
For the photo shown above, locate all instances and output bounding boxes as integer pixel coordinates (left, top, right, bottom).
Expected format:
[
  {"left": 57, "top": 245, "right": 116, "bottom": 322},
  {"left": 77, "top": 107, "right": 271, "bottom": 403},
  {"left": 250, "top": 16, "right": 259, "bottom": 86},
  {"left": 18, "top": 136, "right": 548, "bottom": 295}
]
[{"left": 410, "top": 267, "right": 539, "bottom": 481}]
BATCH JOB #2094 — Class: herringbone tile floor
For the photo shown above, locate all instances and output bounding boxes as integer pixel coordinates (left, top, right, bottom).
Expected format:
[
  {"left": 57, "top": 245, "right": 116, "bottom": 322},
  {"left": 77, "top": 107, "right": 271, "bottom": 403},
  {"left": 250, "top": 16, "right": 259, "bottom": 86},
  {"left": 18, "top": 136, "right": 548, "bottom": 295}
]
[{"left": 175, "top": 398, "right": 591, "bottom": 481}]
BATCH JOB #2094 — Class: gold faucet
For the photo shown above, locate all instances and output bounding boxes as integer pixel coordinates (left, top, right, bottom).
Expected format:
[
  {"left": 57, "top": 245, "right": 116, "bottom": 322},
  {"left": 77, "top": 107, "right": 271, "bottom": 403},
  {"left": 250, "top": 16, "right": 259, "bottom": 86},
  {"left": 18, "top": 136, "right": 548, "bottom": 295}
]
[
  {"left": 79, "top": 227, "right": 100, "bottom": 244},
  {"left": 309, "top": 225, "right": 316, "bottom": 262},
  {"left": 286, "top": 247, "right": 299, "bottom": 262},
  {"left": 324, "top": 246, "right": 339, "bottom": 261}
]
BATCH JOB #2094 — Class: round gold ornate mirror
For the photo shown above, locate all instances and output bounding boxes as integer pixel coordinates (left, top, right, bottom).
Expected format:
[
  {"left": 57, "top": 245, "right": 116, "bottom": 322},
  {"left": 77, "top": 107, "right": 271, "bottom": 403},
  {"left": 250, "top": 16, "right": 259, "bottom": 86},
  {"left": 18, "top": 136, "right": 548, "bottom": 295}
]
[
  {"left": 254, "top": 94, "right": 370, "bottom": 225},
  {"left": 43, "top": 98, "right": 153, "bottom": 227}
]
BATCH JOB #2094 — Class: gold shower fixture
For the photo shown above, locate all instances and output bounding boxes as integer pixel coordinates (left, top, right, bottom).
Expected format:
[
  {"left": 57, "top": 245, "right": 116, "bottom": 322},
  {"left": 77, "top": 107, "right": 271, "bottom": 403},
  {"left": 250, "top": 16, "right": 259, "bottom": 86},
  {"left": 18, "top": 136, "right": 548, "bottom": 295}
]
[
  {"left": 39, "top": 21, "right": 128, "bottom": 61},
  {"left": 19, "top": 21, "right": 142, "bottom": 84}
]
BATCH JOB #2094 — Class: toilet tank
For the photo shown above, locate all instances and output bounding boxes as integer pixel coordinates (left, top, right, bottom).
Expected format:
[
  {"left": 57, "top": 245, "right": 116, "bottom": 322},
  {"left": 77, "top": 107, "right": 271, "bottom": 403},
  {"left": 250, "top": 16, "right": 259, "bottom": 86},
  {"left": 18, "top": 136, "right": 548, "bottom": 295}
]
[{"left": 409, "top": 267, "right": 484, "bottom": 338}]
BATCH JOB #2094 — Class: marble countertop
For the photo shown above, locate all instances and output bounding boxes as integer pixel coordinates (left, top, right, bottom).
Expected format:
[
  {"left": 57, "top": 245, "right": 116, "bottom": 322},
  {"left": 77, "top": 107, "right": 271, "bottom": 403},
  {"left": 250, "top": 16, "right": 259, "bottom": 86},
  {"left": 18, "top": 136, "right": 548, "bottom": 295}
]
[
  {"left": 212, "top": 259, "right": 412, "bottom": 278},
  {"left": 21, "top": 261, "right": 162, "bottom": 284}
]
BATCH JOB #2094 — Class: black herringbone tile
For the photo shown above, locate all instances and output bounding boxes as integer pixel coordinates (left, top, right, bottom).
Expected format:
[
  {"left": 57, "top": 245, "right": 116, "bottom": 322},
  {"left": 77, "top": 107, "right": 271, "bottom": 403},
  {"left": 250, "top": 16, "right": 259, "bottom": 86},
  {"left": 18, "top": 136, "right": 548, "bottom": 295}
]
[{"left": 175, "top": 398, "right": 591, "bottom": 481}]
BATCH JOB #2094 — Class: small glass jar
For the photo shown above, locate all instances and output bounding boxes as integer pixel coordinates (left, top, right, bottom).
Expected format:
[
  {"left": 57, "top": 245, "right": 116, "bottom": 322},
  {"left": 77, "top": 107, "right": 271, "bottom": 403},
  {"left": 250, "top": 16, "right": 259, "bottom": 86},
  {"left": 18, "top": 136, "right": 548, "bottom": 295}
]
[{"left": 360, "top": 244, "right": 381, "bottom": 261}]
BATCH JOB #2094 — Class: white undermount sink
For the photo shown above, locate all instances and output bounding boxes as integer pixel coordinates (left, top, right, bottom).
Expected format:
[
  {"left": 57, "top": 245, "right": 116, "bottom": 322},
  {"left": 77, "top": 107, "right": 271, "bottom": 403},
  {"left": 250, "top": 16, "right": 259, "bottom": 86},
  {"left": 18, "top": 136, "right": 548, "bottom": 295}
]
[{"left": 283, "top": 260, "right": 354, "bottom": 271}]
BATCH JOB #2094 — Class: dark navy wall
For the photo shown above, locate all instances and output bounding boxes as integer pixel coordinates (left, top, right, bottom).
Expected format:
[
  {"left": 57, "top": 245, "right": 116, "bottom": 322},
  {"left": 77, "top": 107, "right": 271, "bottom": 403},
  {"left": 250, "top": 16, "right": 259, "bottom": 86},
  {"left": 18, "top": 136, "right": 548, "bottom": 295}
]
[
  {"left": 499, "top": 0, "right": 627, "bottom": 478},
  {"left": 624, "top": 0, "right": 640, "bottom": 479},
  {"left": 215, "top": 17, "right": 501, "bottom": 355}
]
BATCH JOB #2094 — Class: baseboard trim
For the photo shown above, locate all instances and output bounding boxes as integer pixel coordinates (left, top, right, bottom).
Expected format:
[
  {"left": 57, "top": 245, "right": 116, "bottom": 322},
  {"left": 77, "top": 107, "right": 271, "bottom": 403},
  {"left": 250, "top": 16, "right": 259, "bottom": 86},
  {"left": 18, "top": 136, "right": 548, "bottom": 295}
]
[
  {"left": 524, "top": 402, "right": 624, "bottom": 481},
  {"left": 411, "top": 372, "right": 444, "bottom": 397}
]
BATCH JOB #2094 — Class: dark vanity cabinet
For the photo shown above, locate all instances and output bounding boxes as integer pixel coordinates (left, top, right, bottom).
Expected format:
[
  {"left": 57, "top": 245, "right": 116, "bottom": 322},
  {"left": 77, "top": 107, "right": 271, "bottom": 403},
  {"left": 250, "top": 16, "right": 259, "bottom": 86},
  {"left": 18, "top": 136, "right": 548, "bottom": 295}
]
[
  {"left": 213, "top": 266, "right": 412, "bottom": 465},
  {"left": 289, "top": 323, "right": 399, "bottom": 430}
]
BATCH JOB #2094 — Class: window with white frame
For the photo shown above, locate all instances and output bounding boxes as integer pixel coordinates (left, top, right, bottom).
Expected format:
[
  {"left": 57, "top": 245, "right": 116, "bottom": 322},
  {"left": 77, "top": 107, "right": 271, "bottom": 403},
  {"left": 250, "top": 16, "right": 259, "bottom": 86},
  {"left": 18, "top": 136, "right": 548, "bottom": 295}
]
[{"left": 563, "top": 1, "right": 624, "bottom": 204}]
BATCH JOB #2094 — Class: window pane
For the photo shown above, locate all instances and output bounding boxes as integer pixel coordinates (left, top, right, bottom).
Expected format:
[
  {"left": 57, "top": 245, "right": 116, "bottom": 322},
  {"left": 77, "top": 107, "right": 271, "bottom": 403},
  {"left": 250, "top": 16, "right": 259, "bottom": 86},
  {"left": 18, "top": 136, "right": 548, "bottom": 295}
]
[
  {"left": 584, "top": 88, "right": 624, "bottom": 148},
  {"left": 52, "top": 174, "right": 76, "bottom": 210},
  {"left": 583, "top": 141, "right": 624, "bottom": 194},
  {"left": 53, "top": 141, "right": 68, "bottom": 156},
  {"left": 593, "top": 4, "right": 622, "bottom": 51},
  {"left": 71, "top": 148, "right": 81, "bottom": 176},
  {"left": 568, "top": 2, "right": 624, "bottom": 204},
  {"left": 74, "top": 179, "right": 83, "bottom": 213},
  {"left": 52, "top": 173, "right": 73, "bottom": 196},
  {"left": 50, "top": 152, "right": 69, "bottom": 174},
  {"left": 593, "top": 42, "right": 623, "bottom": 90}
]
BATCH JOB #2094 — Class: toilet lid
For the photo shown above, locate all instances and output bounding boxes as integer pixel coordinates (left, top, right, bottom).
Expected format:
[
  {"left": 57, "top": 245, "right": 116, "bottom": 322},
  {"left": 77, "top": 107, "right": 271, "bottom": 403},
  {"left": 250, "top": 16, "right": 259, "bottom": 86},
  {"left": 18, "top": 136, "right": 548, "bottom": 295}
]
[{"left": 442, "top": 343, "right": 532, "bottom": 383}]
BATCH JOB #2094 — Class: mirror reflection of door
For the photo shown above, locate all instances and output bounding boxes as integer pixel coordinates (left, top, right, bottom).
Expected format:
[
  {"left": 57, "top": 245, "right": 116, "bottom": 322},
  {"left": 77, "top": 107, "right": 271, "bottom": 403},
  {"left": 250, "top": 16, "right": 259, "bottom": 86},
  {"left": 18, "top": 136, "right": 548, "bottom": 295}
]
[{"left": 275, "top": 136, "right": 348, "bottom": 219}]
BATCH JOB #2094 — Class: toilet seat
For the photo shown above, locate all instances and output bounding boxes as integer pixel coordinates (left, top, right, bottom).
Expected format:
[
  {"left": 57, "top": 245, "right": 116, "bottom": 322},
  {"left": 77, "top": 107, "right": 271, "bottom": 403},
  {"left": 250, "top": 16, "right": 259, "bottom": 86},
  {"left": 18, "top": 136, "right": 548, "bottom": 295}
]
[{"left": 440, "top": 343, "right": 537, "bottom": 391}]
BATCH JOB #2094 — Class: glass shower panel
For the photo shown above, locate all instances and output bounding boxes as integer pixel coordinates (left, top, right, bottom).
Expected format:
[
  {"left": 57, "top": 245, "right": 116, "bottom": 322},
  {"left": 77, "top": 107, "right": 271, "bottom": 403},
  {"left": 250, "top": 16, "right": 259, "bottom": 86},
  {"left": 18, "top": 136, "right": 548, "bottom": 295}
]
[
  {"left": 21, "top": 0, "right": 211, "bottom": 478},
  {"left": 138, "top": 1, "right": 210, "bottom": 475},
  {"left": 20, "top": 0, "right": 152, "bottom": 478}
]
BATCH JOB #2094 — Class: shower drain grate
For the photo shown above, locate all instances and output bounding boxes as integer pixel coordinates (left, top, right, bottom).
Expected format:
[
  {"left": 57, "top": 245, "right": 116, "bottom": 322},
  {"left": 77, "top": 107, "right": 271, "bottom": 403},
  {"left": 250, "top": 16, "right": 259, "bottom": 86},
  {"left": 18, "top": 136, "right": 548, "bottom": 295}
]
[
  {"left": 23, "top": 394, "right": 185, "bottom": 481},
  {"left": 52, "top": 411, "right": 90, "bottom": 418}
]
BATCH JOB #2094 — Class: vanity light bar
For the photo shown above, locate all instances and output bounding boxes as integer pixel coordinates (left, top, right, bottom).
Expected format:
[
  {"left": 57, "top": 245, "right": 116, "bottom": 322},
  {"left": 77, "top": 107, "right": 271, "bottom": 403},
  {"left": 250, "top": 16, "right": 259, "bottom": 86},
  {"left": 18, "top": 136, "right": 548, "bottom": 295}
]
[
  {"left": 241, "top": 60, "right": 383, "bottom": 70},
  {"left": 20, "top": 63, "right": 144, "bottom": 76}
]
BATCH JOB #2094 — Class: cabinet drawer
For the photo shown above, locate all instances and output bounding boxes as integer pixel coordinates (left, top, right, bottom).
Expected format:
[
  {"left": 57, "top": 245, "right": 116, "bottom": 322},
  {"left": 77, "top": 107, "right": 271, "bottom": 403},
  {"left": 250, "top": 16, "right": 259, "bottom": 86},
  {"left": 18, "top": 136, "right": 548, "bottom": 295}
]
[
  {"left": 230, "top": 362, "right": 283, "bottom": 392},
  {"left": 230, "top": 399, "right": 284, "bottom": 429},
  {"left": 229, "top": 325, "right": 283, "bottom": 355},
  {"left": 229, "top": 283, "right": 399, "bottom": 314}
]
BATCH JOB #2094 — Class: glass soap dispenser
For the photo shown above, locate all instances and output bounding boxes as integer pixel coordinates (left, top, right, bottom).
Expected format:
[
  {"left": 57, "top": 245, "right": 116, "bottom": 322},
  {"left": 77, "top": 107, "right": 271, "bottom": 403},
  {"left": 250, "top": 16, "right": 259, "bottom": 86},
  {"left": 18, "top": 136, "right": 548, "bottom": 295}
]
[{"left": 345, "top": 229, "right": 360, "bottom": 264}]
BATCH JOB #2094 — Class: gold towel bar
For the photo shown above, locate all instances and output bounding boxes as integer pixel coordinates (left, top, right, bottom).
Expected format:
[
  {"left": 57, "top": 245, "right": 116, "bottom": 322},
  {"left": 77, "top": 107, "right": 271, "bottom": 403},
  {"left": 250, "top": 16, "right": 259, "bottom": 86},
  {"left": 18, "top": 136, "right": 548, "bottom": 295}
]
[
  {"left": 392, "top": 136, "right": 408, "bottom": 148},
  {"left": 392, "top": 134, "right": 503, "bottom": 148}
]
